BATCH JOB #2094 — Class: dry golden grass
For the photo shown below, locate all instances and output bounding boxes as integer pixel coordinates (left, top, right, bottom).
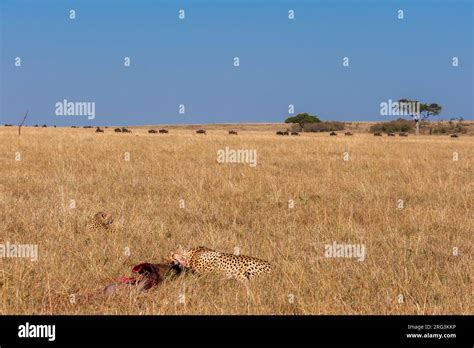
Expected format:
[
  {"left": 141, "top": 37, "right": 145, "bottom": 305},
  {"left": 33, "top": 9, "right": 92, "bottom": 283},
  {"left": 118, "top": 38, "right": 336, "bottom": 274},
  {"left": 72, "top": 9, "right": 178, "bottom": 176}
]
[{"left": 0, "top": 125, "right": 472, "bottom": 314}]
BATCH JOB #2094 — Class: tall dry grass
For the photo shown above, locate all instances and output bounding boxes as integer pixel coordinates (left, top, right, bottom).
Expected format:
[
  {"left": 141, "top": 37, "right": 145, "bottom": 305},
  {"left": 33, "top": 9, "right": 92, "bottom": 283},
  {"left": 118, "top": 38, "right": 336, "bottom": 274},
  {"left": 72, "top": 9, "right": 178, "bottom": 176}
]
[{"left": 0, "top": 126, "right": 472, "bottom": 314}]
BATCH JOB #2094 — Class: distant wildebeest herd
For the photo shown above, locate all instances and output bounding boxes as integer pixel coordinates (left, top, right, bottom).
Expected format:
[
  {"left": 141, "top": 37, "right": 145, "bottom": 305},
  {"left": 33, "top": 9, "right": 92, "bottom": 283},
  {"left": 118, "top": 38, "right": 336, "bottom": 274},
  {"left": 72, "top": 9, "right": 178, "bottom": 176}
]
[
  {"left": 276, "top": 130, "right": 299, "bottom": 136},
  {"left": 2, "top": 124, "right": 465, "bottom": 137},
  {"left": 114, "top": 127, "right": 132, "bottom": 133}
]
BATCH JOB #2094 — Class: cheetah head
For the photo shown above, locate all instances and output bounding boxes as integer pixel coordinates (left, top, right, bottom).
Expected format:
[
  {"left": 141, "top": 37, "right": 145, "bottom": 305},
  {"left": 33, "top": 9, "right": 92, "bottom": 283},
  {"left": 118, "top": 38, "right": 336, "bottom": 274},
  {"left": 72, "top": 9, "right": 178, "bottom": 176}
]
[
  {"left": 166, "top": 245, "right": 189, "bottom": 267},
  {"left": 94, "top": 211, "right": 114, "bottom": 228}
]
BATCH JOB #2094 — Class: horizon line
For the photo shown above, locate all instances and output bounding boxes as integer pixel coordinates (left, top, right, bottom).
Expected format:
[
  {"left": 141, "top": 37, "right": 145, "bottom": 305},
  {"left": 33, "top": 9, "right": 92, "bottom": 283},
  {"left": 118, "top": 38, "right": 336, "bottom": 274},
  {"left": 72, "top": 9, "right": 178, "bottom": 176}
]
[{"left": 4, "top": 119, "right": 474, "bottom": 127}]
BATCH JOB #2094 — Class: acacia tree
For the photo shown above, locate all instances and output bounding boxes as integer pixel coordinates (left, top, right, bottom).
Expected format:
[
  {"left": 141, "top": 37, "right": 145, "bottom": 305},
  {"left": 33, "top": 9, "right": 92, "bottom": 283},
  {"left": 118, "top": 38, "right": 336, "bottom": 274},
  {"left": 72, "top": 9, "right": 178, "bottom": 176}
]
[
  {"left": 398, "top": 99, "right": 442, "bottom": 135},
  {"left": 285, "top": 113, "right": 320, "bottom": 132}
]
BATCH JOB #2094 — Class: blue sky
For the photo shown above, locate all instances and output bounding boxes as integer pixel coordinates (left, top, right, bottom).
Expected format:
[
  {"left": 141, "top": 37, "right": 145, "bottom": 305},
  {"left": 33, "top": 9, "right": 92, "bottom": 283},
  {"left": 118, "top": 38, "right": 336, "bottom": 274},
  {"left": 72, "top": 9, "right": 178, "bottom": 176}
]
[{"left": 1, "top": 0, "right": 472, "bottom": 126}]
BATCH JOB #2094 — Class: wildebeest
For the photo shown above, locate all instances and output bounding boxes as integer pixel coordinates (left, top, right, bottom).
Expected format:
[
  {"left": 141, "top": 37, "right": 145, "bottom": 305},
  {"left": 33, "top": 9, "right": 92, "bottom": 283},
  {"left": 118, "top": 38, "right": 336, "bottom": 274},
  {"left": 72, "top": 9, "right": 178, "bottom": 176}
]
[
  {"left": 71, "top": 126, "right": 77, "bottom": 128},
  {"left": 276, "top": 130, "right": 289, "bottom": 136},
  {"left": 114, "top": 128, "right": 122, "bottom": 133},
  {"left": 387, "top": 132, "right": 396, "bottom": 136},
  {"left": 121, "top": 127, "right": 132, "bottom": 133},
  {"left": 42, "top": 124, "right": 47, "bottom": 128},
  {"left": 34, "top": 124, "right": 39, "bottom": 127},
  {"left": 4, "top": 124, "right": 13, "bottom": 127},
  {"left": 95, "top": 127, "right": 104, "bottom": 133},
  {"left": 450, "top": 134, "right": 459, "bottom": 138},
  {"left": 148, "top": 129, "right": 158, "bottom": 134},
  {"left": 291, "top": 131, "right": 300, "bottom": 136},
  {"left": 330, "top": 132, "right": 337, "bottom": 136},
  {"left": 159, "top": 129, "right": 169, "bottom": 134},
  {"left": 229, "top": 130, "right": 238, "bottom": 135},
  {"left": 53, "top": 125, "right": 57, "bottom": 128},
  {"left": 399, "top": 132, "right": 408, "bottom": 137},
  {"left": 196, "top": 129, "right": 206, "bottom": 134},
  {"left": 344, "top": 132, "right": 353, "bottom": 136},
  {"left": 374, "top": 132, "right": 382, "bottom": 136},
  {"left": 84, "top": 125, "right": 92, "bottom": 129}
]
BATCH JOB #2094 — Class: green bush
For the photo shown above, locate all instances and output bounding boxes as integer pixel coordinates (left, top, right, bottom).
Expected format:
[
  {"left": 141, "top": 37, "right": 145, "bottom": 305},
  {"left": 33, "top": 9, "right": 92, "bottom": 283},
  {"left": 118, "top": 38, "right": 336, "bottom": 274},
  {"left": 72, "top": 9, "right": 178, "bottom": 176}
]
[
  {"left": 370, "top": 118, "right": 414, "bottom": 133},
  {"left": 430, "top": 121, "right": 467, "bottom": 134},
  {"left": 302, "top": 121, "right": 345, "bottom": 132}
]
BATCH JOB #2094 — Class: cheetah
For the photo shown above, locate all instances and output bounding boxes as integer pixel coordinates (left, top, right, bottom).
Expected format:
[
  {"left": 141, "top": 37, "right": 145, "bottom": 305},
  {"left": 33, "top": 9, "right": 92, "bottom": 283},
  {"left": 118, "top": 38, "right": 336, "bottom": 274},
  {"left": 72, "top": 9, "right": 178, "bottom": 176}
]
[
  {"left": 167, "top": 246, "right": 272, "bottom": 281},
  {"left": 86, "top": 211, "right": 114, "bottom": 232}
]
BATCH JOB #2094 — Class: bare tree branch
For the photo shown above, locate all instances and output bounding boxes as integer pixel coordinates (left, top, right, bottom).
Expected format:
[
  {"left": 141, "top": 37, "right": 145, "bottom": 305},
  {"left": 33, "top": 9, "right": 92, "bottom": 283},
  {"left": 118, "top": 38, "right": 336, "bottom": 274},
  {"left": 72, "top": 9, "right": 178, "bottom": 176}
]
[{"left": 18, "top": 109, "right": 28, "bottom": 136}]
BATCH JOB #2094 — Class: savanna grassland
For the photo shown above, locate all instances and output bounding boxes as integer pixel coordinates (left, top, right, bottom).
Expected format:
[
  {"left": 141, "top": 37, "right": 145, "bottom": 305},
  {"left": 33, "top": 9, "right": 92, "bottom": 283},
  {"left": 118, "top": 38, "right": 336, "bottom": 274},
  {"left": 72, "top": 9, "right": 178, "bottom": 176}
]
[{"left": 0, "top": 125, "right": 472, "bottom": 314}]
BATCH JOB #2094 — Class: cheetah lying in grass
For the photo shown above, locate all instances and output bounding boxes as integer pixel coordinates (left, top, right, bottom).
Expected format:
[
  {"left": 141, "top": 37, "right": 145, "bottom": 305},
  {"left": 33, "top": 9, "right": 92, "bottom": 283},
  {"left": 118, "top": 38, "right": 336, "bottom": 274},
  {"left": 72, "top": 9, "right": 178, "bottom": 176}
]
[
  {"left": 167, "top": 246, "right": 272, "bottom": 281},
  {"left": 86, "top": 211, "right": 114, "bottom": 232}
]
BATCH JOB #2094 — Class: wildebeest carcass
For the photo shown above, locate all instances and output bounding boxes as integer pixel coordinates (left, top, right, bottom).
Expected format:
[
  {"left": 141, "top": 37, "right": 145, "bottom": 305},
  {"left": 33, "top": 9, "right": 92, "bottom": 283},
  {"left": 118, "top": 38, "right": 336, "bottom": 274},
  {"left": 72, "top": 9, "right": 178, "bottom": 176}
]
[{"left": 103, "top": 262, "right": 183, "bottom": 295}]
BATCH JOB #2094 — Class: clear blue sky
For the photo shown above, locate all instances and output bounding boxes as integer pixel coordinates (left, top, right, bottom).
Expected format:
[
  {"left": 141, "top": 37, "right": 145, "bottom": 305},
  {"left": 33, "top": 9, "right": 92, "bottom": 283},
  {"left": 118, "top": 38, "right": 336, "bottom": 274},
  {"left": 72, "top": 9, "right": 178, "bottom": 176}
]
[{"left": 1, "top": 0, "right": 472, "bottom": 126}]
